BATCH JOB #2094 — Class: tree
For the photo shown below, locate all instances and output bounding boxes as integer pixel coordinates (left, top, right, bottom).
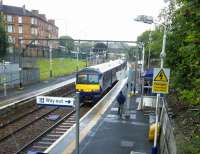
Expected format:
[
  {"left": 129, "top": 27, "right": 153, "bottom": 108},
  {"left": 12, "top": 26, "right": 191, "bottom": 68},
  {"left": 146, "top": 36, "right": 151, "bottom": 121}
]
[
  {"left": 0, "top": 13, "right": 8, "bottom": 59},
  {"left": 80, "top": 42, "right": 93, "bottom": 53},
  {"left": 137, "top": 29, "right": 163, "bottom": 66},
  {"left": 93, "top": 43, "right": 107, "bottom": 53},
  {"left": 165, "top": 0, "right": 200, "bottom": 105},
  {"left": 59, "top": 35, "right": 74, "bottom": 51}
]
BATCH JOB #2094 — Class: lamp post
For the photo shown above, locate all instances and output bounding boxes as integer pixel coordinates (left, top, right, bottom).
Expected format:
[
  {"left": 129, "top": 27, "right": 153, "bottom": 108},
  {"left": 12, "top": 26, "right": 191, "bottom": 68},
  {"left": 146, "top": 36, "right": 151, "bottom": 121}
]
[
  {"left": 49, "top": 45, "right": 53, "bottom": 78},
  {"left": 135, "top": 15, "right": 167, "bottom": 154},
  {"left": 160, "top": 24, "right": 167, "bottom": 68},
  {"left": 148, "top": 31, "right": 152, "bottom": 69},
  {"left": 136, "top": 43, "right": 145, "bottom": 110},
  {"left": 3, "top": 60, "right": 7, "bottom": 96},
  {"left": 76, "top": 40, "right": 80, "bottom": 72}
]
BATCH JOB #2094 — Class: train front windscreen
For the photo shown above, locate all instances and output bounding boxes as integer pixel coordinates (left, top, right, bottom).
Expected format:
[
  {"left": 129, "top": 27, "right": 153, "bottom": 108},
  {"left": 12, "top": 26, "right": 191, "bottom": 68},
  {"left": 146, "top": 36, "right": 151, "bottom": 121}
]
[{"left": 77, "top": 73, "right": 99, "bottom": 84}]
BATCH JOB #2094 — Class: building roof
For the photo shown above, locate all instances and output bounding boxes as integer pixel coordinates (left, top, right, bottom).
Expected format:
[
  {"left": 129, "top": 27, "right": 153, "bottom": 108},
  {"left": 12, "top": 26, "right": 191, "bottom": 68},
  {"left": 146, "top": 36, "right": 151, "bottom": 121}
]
[
  {"left": 0, "top": 5, "right": 33, "bottom": 16},
  {"left": 0, "top": 4, "right": 58, "bottom": 28}
]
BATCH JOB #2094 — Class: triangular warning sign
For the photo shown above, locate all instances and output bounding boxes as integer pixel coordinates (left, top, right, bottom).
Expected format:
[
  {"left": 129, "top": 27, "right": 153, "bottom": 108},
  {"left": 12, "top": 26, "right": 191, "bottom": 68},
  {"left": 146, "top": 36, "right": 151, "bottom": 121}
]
[{"left": 154, "top": 69, "right": 168, "bottom": 82}]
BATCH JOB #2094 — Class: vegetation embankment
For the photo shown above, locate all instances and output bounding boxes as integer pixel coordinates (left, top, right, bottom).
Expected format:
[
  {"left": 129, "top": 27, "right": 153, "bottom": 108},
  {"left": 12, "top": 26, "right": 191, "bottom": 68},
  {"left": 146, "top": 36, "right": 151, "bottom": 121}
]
[
  {"left": 136, "top": 0, "right": 200, "bottom": 153},
  {"left": 37, "top": 58, "right": 86, "bottom": 80}
]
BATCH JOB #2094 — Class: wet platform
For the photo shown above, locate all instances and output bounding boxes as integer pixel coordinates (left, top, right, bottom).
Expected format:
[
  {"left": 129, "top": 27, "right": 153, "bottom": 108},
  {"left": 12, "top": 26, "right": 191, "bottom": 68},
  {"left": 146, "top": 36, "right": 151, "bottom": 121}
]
[
  {"left": 0, "top": 74, "right": 75, "bottom": 108},
  {"left": 73, "top": 96, "right": 153, "bottom": 154}
]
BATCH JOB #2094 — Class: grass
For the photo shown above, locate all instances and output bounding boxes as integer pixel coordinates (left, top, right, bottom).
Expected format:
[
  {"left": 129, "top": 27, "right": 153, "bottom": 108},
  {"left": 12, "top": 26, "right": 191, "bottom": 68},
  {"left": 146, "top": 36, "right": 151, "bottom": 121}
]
[{"left": 36, "top": 58, "right": 86, "bottom": 80}]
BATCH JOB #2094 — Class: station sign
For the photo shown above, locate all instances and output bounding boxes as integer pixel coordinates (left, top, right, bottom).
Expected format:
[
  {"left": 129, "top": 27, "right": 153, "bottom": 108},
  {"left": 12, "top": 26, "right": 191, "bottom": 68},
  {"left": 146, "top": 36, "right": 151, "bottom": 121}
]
[
  {"left": 36, "top": 96, "right": 75, "bottom": 107},
  {"left": 152, "top": 68, "right": 170, "bottom": 94}
]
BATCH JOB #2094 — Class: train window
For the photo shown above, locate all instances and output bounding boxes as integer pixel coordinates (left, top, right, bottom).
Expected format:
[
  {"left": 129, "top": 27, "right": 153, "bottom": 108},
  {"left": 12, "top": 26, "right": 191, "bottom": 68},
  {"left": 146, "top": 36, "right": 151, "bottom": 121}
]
[
  {"left": 77, "top": 74, "right": 87, "bottom": 83},
  {"left": 88, "top": 74, "right": 99, "bottom": 84},
  {"left": 77, "top": 74, "right": 99, "bottom": 84}
]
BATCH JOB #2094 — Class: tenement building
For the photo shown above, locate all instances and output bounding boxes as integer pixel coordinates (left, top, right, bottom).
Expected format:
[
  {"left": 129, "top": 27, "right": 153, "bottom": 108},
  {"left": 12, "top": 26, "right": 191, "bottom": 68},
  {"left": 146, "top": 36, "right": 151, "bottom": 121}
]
[{"left": 0, "top": 1, "right": 58, "bottom": 50}]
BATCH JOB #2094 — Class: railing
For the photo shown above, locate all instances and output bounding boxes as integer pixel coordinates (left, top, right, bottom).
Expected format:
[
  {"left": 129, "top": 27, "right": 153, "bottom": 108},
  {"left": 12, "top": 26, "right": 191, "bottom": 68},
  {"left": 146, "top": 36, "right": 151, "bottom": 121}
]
[{"left": 159, "top": 99, "right": 177, "bottom": 154}]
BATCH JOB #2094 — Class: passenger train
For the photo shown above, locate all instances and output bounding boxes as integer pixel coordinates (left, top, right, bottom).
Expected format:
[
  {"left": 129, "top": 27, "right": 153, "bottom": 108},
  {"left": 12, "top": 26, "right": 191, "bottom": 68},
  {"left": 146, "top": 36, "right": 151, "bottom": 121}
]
[{"left": 75, "top": 59, "right": 127, "bottom": 103}]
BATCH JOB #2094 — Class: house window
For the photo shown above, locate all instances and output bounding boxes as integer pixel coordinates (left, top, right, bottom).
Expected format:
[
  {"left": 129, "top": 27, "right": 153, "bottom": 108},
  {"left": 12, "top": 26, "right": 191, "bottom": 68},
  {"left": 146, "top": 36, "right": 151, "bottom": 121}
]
[
  {"left": 31, "top": 17, "right": 37, "bottom": 25},
  {"left": 19, "top": 26, "right": 23, "bottom": 33},
  {"left": 19, "top": 36, "right": 24, "bottom": 45},
  {"left": 18, "top": 16, "right": 23, "bottom": 23},
  {"left": 31, "top": 27, "right": 38, "bottom": 35},
  {"left": 8, "top": 36, "right": 15, "bottom": 44},
  {"left": 31, "top": 18, "right": 34, "bottom": 24},
  {"left": 7, "top": 25, "right": 13, "bottom": 33},
  {"left": 7, "top": 15, "right": 13, "bottom": 22}
]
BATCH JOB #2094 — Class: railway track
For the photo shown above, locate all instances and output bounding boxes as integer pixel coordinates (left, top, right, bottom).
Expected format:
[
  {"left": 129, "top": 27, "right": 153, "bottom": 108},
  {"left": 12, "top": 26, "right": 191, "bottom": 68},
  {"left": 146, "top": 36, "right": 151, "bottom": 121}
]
[
  {"left": 16, "top": 105, "right": 91, "bottom": 154},
  {"left": 0, "top": 98, "right": 39, "bottom": 128},
  {"left": 0, "top": 107, "right": 59, "bottom": 142},
  {"left": 0, "top": 105, "right": 76, "bottom": 154},
  {"left": 16, "top": 109, "right": 77, "bottom": 154},
  {"left": 0, "top": 83, "right": 75, "bottom": 128},
  {"left": 0, "top": 86, "right": 76, "bottom": 154},
  {"left": 0, "top": 89, "right": 75, "bottom": 140},
  {"left": 0, "top": 80, "right": 114, "bottom": 154}
]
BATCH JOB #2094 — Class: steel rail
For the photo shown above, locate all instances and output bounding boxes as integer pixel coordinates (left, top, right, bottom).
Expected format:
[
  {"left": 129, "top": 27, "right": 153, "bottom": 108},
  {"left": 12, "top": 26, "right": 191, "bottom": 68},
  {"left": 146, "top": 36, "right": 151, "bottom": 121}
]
[
  {"left": 15, "top": 108, "right": 77, "bottom": 154},
  {"left": 0, "top": 90, "right": 75, "bottom": 142},
  {"left": 0, "top": 107, "right": 59, "bottom": 142},
  {"left": 0, "top": 106, "right": 44, "bottom": 129}
]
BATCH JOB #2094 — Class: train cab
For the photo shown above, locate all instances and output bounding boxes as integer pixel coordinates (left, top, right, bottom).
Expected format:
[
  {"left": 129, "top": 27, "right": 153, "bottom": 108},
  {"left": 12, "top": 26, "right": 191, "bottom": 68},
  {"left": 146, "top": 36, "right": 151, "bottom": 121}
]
[
  {"left": 75, "top": 59, "right": 126, "bottom": 104},
  {"left": 76, "top": 68, "right": 102, "bottom": 102}
]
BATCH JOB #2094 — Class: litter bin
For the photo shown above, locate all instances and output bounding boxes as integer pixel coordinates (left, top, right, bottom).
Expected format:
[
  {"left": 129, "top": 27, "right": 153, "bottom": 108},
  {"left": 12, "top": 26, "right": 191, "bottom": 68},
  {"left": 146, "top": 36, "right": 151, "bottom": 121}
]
[{"left": 148, "top": 114, "right": 160, "bottom": 141}]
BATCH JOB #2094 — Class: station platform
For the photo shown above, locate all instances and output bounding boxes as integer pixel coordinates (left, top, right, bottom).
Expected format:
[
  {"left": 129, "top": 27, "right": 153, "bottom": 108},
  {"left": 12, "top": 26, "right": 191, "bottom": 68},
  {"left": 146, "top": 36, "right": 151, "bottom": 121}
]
[
  {"left": 73, "top": 95, "right": 152, "bottom": 154},
  {"left": 0, "top": 74, "right": 75, "bottom": 107}
]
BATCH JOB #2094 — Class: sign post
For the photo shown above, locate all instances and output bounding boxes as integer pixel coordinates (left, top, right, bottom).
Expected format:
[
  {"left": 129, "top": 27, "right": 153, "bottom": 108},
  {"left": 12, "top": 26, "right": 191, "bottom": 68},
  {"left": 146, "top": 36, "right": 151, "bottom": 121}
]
[
  {"left": 75, "top": 92, "right": 80, "bottom": 154},
  {"left": 3, "top": 60, "right": 7, "bottom": 97},
  {"left": 152, "top": 68, "right": 170, "bottom": 154}
]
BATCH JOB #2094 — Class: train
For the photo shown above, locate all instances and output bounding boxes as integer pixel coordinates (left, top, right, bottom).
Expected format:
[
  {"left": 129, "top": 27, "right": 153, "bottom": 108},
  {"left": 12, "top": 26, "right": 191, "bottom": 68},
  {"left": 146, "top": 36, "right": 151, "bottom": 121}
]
[{"left": 75, "top": 59, "right": 127, "bottom": 103}]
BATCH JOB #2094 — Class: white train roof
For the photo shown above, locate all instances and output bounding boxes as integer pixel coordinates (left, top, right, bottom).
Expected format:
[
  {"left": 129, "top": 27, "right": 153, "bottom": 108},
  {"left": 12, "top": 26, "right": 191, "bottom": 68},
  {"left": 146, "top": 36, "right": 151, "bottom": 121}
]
[{"left": 89, "top": 59, "right": 125, "bottom": 74}]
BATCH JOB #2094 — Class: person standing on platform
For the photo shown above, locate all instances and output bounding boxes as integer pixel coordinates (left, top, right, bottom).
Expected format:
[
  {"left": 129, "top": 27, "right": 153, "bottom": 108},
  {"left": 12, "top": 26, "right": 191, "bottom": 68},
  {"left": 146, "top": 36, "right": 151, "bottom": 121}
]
[
  {"left": 144, "top": 80, "right": 148, "bottom": 95},
  {"left": 117, "top": 91, "right": 126, "bottom": 117}
]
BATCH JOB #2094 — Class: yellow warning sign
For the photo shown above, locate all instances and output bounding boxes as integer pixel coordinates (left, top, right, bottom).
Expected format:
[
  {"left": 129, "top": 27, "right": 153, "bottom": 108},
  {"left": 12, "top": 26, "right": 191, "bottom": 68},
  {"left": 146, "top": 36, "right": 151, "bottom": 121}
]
[
  {"left": 152, "top": 82, "right": 169, "bottom": 93},
  {"left": 154, "top": 69, "right": 168, "bottom": 82},
  {"left": 152, "top": 68, "right": 170, "bottom": 94}
]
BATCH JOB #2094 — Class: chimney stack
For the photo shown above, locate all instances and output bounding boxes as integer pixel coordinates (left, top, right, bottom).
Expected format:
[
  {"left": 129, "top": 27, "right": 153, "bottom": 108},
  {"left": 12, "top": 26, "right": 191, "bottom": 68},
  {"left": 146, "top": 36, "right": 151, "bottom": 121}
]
[
  {"left": 32, "top": 10, "right": 39, "bottom": 15},
  {"left": 0, "top": 0, "right": 3, "bottom": 8},
  {"left": 22, "top": 5, "right": 26, "bottom": 14}
]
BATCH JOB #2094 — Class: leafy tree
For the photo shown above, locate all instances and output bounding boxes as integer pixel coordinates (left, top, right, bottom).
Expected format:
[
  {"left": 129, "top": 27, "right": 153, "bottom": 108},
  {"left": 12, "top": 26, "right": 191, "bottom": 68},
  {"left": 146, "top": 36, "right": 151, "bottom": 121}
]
[
  {"left": 137, "top": 29, "right": 163, "bottom": 66},
  {"left": 93, "top": 43, "right": 107, "bottom": 53},
  {"left": 0, "top": 13, "right": 8, "bottom": 59},
  {"left": 165, "top": 0, "right": 200, "bottom": 105},
  {"left": 80, "top": 42, "right": 92, "bottom": 53},
  {"left": 59, "top": 35, "right": 74, "bottom": 51}
]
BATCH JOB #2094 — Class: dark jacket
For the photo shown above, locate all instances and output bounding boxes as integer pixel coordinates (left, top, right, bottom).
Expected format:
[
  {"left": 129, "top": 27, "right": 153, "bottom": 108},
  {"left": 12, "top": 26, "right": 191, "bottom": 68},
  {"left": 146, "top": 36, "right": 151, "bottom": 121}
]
[{"left": 117, "top": 92, "right": 126, "bottom": 105}]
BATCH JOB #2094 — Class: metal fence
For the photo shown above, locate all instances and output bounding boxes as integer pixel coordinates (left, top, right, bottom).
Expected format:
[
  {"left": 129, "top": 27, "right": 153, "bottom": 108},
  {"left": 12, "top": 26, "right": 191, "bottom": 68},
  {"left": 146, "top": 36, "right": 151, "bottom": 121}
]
[
  {"left": 159, "top": 99, "right": 177, "bottom": 154},
  {"left": 0, "top": 39, "right": 134, "bottom": 96}
]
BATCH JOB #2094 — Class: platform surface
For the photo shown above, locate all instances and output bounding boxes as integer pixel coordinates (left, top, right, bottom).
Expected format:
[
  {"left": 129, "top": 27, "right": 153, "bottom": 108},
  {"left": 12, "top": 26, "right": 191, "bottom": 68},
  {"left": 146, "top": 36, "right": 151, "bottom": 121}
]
[
  {"left": 73, "top": 96, "right": 152, "bottom": 154},
  {"left": 0, "top": 74, "right": 75, "bottom": 107}
]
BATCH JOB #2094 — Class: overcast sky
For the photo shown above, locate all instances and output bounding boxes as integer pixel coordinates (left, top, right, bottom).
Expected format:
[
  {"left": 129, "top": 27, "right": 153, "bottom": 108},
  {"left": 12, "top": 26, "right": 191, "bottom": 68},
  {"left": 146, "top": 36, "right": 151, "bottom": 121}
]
[{"left": 3, "top": 0, "right": 167, "bottom": 41}]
